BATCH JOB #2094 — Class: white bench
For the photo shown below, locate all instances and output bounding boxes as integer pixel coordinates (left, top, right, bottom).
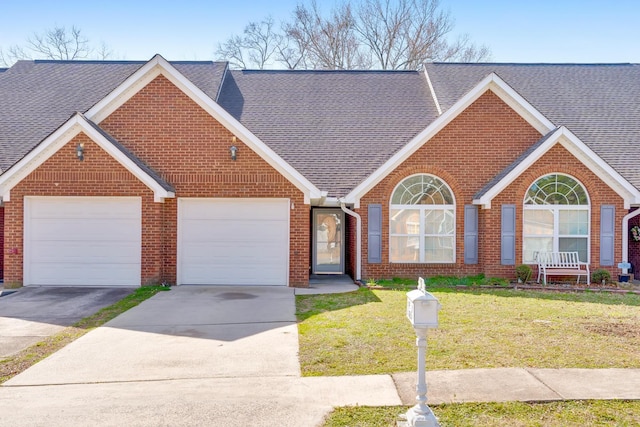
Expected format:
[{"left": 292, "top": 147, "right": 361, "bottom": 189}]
[{"left": 535, "top": 251, "right": 590, "bottom": 285}]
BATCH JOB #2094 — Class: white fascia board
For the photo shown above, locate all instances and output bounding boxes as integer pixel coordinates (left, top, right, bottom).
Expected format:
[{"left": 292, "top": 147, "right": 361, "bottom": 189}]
[
  {"left": 78, "top": 117, "right": 175, "bottom": 202},
  {"left": 86, "top": 54, "right": 322, "bottom": 204},
  {"left": 0, "top": 114, "right": 174, "bottom": 203},
  {"left": 344, "top": 73, "right": 556, "bottom": 208},
  {"left": 473, "top": 127, "right": 640, "bottom": 209},
  {"left": 558, "top": 129, "right": 640, "bottom": 209},
  {"left": 0, "top": 116, "right": 83, "bottom": 199},
  {"left": 423, "top": 68, "right": 442, "bottom": 115},
  {"left": 473, "top": 128, "right": 564, "bottom": 208}
]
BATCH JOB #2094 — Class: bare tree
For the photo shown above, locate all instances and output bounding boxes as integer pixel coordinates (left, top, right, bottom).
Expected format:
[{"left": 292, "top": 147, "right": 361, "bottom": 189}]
[
  {"left": 0, "top": 25, "right": 114, "bottom": 66},
  {"left": 215, "top": 0, "right": 491, "bottom": 70},
  {"left": 215, "top": 17, "right": 281, "bottom": 69},
  {"left": 355, "top": 0, "right": 489, "bottom": 69},
  {"left": 285, "top": 1, "right": 371, "bottom": 70}
]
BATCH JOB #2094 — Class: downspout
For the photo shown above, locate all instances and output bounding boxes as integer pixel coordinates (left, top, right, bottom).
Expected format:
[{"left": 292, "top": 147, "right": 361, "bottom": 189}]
[
  {"left": 340, "top": 199, "right": 361, "bottom": 282},
  {"left": 622, "top": 208, "right": 640, "bottom": 274}
]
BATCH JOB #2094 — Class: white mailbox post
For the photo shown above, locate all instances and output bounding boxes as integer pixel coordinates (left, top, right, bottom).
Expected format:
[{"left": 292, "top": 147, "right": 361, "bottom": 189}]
[{"left": 403, "top": 277, "right": 441, "bottom": 427}]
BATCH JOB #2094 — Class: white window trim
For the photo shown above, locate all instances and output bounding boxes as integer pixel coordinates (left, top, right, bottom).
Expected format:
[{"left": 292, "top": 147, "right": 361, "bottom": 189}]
[
  {"left": 522, "top": 174, "right": 591, "bottom": 264},
  {"left": 389, "top": 174, "right": 456, "bottom": 264}
]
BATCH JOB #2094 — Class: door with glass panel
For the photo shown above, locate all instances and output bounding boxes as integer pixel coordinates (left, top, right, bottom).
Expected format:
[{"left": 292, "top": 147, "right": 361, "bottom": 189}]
[{"left": 312, "top": 209, "right": 345, "bottom": 274}]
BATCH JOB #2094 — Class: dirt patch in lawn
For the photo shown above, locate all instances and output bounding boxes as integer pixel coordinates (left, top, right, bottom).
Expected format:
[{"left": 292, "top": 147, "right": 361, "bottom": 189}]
[{"left": 583, "top": 322, "right": 640, "bottom": 339}]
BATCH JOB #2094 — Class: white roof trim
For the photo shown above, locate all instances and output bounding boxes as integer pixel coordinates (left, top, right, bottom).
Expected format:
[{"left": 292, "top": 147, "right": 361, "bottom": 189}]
[
  {"left": 344, "top": 73, "right": 556, "bottom": 208},
  {"left": 473, "top": 126, "right": 640, "bottom": 209},
  {"left": 423, "top": 68, "right": 442, "bottom": 115},
  {"left": 85, "top": 54, "right": 322, "bottom": 204},
  {"left": 0, "top": 114, "right": 175, "bottom": 203}
]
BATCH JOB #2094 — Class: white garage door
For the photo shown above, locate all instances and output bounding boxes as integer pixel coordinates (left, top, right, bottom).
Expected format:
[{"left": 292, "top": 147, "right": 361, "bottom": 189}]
[
  {"left": 178, "top": 198, "right": 289, "bottom": 286},
  {"left": 24, "top": 197, "right": 141, "bottom": 287}
]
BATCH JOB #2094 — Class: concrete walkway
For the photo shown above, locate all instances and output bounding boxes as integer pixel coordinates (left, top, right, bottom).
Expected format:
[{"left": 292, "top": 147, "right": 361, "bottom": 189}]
[{"left": 1, "top": 282, "right": 639, "bottom": 426}]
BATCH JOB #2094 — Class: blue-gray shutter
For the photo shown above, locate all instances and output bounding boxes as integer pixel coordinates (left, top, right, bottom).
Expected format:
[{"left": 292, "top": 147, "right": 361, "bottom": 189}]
[
  {"left": 501, "top": 204, "right": 516, "bottom": 265},
  {"left": 368, "top": 204, "right": 382, "bottom": 263},
  {"left": 464, "top": 205, "right": 478, "bottom": 264},
  {"left": 600, "top": 205, "right": 615, "bottom": 266}
]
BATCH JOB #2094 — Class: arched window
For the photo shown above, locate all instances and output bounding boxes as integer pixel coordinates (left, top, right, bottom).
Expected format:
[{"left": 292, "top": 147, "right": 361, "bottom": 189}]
[
  {"left": 523, "top": 174, "right": 590, "bottom": 263},
  {"left": 390, "top": 174, "right": 455, "bottom": 263}
]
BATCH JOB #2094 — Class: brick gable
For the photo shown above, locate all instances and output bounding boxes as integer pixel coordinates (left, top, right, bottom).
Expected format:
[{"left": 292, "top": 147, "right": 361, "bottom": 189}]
[
  {"left": 99, "top": 75, "right": 309, "bottom": 286},
  {"left": 356, "top": 90, "right": 625, "bottom": 281}
]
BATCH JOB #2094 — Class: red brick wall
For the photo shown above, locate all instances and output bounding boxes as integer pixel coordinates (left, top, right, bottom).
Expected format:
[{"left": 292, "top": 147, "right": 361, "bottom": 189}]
[
  {"left": 5, "top": 134, "right": 161, "bottom": 285},
  {"left": 102, "top": 75, "right": 309, "bottom": 286},
  {"left": 6, "top": 75, "right": 310, "bottom": 287},
  {"left": 0, "top": 206, "right": 4, "bottom": 279},
  {"left": 357, "top": 91, "right": 625, "bottom": 281}
]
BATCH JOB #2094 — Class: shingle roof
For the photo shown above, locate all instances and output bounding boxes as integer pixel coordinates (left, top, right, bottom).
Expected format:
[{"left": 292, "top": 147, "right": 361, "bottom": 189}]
[
  {"left": 425, "top": 63, "right": 640, "bottom": 192},
  {"left": 0, "top": 59, "right": 226, "bottom": 173},
  {"left": 217, "top": 69, "right": 437, "bottom": 197}
]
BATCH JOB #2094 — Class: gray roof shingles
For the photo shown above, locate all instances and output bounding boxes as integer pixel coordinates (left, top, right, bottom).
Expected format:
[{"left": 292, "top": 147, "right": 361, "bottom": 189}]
[
  {"left": 0, "top": 59, "right": 226, "bottom": 173},
  {"left": 2, "top": 59, "right": 640, "bottom": 198},
  {"left": 425, "top": 63, "right": 640, "bottom": 192},
  {"left": 217, "top": 70, "right": 437, "bottom": 196}
]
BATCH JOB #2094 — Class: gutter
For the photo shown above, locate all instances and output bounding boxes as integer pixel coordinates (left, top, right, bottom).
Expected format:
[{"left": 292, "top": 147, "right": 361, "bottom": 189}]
[
  {"left": 622, "top": 208, "right": 640, "bottom": 274},
  {"left": 339, "top": 199, "right": 361, "bottom": 281}
]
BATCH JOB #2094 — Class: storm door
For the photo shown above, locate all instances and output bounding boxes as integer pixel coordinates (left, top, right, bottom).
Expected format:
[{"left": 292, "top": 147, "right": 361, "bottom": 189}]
[{"left": 312, "top": 209, "right": 345, "bottom": 274}]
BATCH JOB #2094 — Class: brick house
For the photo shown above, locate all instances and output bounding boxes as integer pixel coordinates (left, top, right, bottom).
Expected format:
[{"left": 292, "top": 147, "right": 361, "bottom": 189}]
[{"left": 0, "top": 55, "right": 639, "bottom": 287}]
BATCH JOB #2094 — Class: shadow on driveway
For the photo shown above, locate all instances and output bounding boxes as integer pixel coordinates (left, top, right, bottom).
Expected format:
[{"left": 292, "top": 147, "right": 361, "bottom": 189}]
[{"left": 0, "top": 287, "right": 135, "bottom": 358}]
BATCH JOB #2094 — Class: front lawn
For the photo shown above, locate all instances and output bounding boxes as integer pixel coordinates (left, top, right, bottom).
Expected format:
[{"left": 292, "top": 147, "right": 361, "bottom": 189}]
[
  {"left": 296, "top": 286, "right": 640, "bottom": 376},
  {"left": 323, "top": 400, "right": 640, "bottom": 427}
]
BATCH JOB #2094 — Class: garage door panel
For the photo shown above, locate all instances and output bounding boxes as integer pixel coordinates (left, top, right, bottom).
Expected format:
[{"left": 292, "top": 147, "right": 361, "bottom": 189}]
[
  {"left": 30, "top": 219, "right": 140, "bottom": 241},
  {"left": 30, "top": 264, "right": 139, "bottom": 286},
  {"left": 181, "top": 221, "right": 287, "bottom": 242},
  {"left": 182, "top": 264, "right": 285, "bottom": 286},
  {"left": 31, "top": 241, "right": 140, "bottom": 262},
  {"left": 182, "top": 201, "right": 286, "bottom": 221},
  {"left": 25, "top": 197, "right": 141, "bottom": 287},
  {"left": 179, "top": 199, "right": 289, "bottom": 286},
  {"left": 29, "top": 199, "right": 140, "bottom": 219}
]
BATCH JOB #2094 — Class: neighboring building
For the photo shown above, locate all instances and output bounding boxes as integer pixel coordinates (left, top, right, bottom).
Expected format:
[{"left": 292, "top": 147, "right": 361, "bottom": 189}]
[{"left": 0, "top": 55, "right": 639, "bottom": 287}]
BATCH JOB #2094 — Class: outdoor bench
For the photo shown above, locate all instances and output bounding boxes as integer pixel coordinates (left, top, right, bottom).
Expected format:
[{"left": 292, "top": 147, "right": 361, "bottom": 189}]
[{"left": 535, "top": 251, "right": 590, "bottom": 285}]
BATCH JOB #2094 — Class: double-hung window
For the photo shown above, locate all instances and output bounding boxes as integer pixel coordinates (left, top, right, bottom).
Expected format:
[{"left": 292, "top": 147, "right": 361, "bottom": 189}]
[
  {"left": 390, "top": 174, "right": 455, "bottom": 263},
  {"left": 523, "top": 174, "right": 590, "bottom": 263}
]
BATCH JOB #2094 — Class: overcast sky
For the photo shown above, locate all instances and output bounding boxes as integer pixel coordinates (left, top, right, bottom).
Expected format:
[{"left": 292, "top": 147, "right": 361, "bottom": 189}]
[{"left": 1, "top": 0, "right": 639, "bottom": 64}]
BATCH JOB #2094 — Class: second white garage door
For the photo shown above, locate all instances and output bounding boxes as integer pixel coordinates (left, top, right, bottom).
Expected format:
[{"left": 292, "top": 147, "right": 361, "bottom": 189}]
[{"left": 178, "top": 198, "right": 289, "bottom": 286}]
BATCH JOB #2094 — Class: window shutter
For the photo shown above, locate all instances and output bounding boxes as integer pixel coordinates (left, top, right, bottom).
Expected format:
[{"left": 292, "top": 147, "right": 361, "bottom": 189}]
[
  {"left": 368, "top": 204, "right": 382, "bottom": 263},
  {"left": 464, "top": 205, "right": 478, "bottom": 264},
  {"left": 600, "top": 205, "right": 615, "bottom": 266},
  {"left": 501, "top": 204, "right": 516, "bottom": 265}
]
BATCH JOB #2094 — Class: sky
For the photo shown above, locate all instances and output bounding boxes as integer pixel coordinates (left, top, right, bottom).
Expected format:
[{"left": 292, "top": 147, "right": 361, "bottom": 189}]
[{"left": 1, "top": 0, "right": 639, "bottom": 64}]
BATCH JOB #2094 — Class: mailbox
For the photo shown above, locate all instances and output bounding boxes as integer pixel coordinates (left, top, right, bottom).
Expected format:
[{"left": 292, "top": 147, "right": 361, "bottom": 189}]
[{"left": 406, "top": 277, "right": 441, "bottom": 328}]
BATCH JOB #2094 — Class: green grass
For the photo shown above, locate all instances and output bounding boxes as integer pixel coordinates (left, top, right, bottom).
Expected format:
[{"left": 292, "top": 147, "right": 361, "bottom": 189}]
[
  {"left": 0, "top": 285, "right": 169, "bottom": 384},
  {"left": 296, "top": 287, "right": 640, "bottom": 376},
  {"left": 323, "top": 401, "right": 640, "bottom": 426}
]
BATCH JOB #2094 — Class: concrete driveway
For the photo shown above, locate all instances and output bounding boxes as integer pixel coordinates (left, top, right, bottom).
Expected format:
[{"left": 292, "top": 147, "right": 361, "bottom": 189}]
[
  {"left": 2, "top": 285, "right": 399, "bottom": 426},
  {"left": 6, "top": 285, "right": 301, "bottom": 385},
  {"left": 0, "top": 286, "right": 135, "bottom": 358}
]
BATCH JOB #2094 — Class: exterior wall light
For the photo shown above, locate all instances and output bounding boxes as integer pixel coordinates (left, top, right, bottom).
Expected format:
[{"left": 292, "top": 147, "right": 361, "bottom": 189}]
[
  {"left": 76, "top": 142, "right": 84, "bottom": 161},
  {"left": 230, "top": 137, "right": 238, "bottom": 161}
]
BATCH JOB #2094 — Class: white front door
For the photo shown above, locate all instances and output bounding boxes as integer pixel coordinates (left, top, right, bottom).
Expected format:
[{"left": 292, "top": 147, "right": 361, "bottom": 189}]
[
  {"left": 24, "top": 197, "right": 142, "bottom": 287},
  {"left": 178, "top": 198, "right": 289, "bottom": 286}
]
